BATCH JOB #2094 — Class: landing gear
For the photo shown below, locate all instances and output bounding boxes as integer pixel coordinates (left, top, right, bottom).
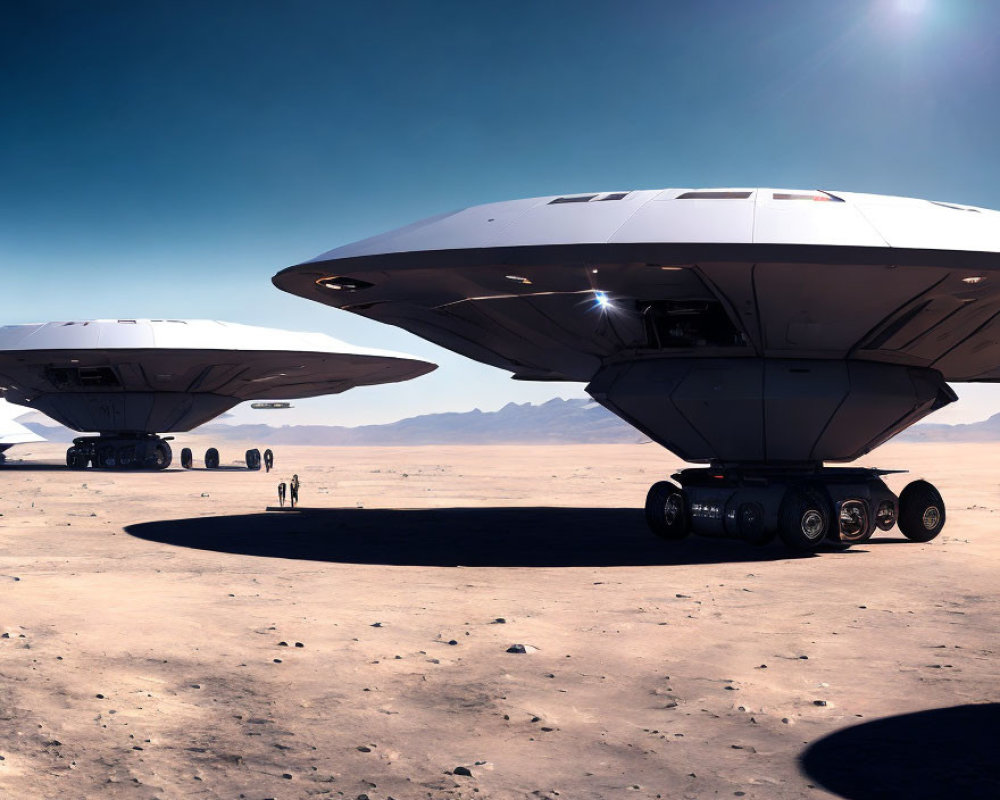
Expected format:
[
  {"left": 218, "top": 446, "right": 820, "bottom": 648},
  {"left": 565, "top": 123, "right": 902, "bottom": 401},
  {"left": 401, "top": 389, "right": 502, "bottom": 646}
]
[
  {"left": 642, "top": 466, "right": 945, "bottom": 551},
  {"left": 180, "top": 447, "right": 193, "bottom": 469},
  {"left": 898, "top": 480, "right": 945, "bottom": 542},
  {"left": 644, "top": 481, "right": 689, "bottom": 540},
  {"left": 67, "top": 434, "right": 173, "bottom": 470},
  {"left": 246, "top": 448, "right": 262, "bottom": 471},
  {"left": 205, "top": 447, "right": 220, "bottom": 470},
  {"left": 778, "top": 489, "right": 830, "bottom": 552}
]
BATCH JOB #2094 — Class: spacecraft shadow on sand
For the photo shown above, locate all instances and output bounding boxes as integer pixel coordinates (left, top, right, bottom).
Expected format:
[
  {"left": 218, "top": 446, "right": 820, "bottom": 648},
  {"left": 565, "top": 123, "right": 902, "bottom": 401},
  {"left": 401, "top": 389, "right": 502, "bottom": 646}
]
[
  {"left": 121, "top": 506, "right": 853, "bottom": 568},
  {"left": 800, "top": 703, "right": 1000, "bottom": 800}
]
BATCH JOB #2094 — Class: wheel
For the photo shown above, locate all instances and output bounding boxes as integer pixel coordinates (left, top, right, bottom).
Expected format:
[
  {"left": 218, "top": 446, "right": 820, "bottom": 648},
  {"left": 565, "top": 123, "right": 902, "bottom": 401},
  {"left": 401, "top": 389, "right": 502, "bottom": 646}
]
[
  {"left": 263, "top": 449, "right": 274, "bottom": 472},
  {"left": 205, "top": 447, "right": 220, "bottom": 470},
  {"left": 778, "top": 489, "right": 829, "bottom": 552},
  {"left": 66, "top": 447, "right": 86, "bottom": 469},
  {"left": 736, "top": 501, "right": 773, "bottom": 546},
  {"left": 837, "top": 500, "right": 874, "bottom": 544},
  {"left": 898, "top": 480, "right": 945, "bottom": 542},
  {"left": 96, "top": 444, "right": 116, "bottom": 469},
  {"left": 644, "top": 481, "right": 689, "bottom": 540},
  {"left": 245, "top": 448, "right": 261, "bottom": 471},
  {"left": 151, "top": 441, "right": 172, "bottom": 470},
  {"left": 117, "top": 445, "right": 135, "bottom": 468},
  {"left": 180, "top": 447, "right": 193, "bottom": 469}
]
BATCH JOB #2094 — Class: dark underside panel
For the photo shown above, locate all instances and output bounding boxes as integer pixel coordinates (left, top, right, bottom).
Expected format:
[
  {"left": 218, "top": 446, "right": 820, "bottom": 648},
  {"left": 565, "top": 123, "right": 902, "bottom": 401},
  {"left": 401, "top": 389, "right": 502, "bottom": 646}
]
[
  {"left": 0, "top": 349, "right": 432, "bottom": 433},
  {"left": 275, "top": 253, "right": 1000, "bottom": 382}
]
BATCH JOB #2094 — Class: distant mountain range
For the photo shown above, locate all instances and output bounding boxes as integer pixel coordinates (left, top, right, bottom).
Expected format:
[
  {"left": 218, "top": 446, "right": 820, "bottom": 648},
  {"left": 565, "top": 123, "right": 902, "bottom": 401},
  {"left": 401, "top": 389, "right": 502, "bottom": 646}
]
[
  {"left": 20, "top": 398, "right": 646, "bottom": 446},
  {"left": 894, "top": 412, "right": 1000, "bottom": 443},
  {"left": 17, "top": 398, "right": 1000, "bottom": 446}
]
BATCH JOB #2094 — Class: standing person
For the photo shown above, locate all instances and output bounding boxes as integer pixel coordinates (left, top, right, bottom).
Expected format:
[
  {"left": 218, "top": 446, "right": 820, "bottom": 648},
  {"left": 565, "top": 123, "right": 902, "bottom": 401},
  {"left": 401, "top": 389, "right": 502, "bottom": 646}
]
[
  {"left": 278, "top": 482, "right": 286, "bottom": 508},
  {"left": 290, "top": 474, "right": 300, "bottom": 508}
]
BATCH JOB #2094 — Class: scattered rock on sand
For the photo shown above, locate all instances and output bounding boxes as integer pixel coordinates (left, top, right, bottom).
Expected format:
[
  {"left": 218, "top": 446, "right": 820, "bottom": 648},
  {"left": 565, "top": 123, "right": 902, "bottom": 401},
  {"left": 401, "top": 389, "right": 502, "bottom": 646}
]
[
  {"left": 453, "top": 765, "right": 473, "bottom": 777},
  {"left": 506, "top": 644, "right": 537, "bottom": 654}
]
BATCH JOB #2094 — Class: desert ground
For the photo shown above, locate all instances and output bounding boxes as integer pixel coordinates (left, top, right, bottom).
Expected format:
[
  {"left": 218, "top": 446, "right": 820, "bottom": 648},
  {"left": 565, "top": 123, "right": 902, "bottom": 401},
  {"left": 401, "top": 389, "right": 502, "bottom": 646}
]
[{"left": 0, "top": 439, "right": 997, "bottom": 800}]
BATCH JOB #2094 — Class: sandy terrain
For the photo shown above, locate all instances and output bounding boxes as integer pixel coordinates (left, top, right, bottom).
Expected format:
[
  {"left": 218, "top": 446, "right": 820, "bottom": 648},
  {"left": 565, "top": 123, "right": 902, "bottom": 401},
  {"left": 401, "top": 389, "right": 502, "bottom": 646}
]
[{"left": 0, "top": 439, "right": 997, "bottom": 799}]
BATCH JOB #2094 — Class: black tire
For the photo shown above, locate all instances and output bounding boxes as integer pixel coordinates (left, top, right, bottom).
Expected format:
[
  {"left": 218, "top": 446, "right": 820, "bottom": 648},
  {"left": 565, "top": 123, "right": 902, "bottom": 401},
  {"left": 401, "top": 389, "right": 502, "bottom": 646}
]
[
  {"left": 180, "top": 447, "right": 193, "bottom": 469},
  {"left": 644, "top": 481, "right": 689, "bottom": 540},
  {"left": 736, "top": 501, "right": 773, "bottom": 546},
  {"left": 117, "top": 445, "right": 135, "bottom": 468},
  {"left": 263, "top": 448, "right": 274, "bottom": 472},
  {"left": 778, "top": 489, "right": 829, "bottom": 552},
  {"left": 96, "top": 444, "right": 116, "bottom": 469},
  {"left": 246, "top": 448, "right": 261, "bottom": 471},
  {"left": 205, "top": 447, "right": 220, "bottom": 470},
  {"left": 66, "top": 447, "right": 87, "bottom": 469},
  {"left": 898, "top": 480, "right": 945, "bottom": 542},
  {"left": 152, "top": 441, "right": 172, "bottom": 470}
]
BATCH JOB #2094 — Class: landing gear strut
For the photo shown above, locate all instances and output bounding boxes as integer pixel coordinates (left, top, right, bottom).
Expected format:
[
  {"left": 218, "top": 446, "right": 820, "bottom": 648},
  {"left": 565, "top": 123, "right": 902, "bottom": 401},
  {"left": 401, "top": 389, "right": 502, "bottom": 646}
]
[
  {"left": 643, "top": 466, "right": 945, "bottom": 551},
  {"left": 66, "top": 433, "right": 173, "bottom": 470}
]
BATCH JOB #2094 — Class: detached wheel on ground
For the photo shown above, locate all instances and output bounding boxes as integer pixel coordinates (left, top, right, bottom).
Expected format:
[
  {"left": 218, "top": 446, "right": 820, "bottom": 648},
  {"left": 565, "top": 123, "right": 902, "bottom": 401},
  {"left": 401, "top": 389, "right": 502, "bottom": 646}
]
[
  {"left": 245, "top": 448, "right": 261, "bottom": 471},
  {"left": 898, "top": 480, "right": 945, "bottom": 542},
  {"left": 644, "top": 480, "right": 690, "bottom": 540},
  {"left": 204, "top": 447, "right": 220, "bottom": 470},
  {"left": 779, "top": 489, "right": 830, "bottom": 552},
  {"left": 180, "top": 447, "right": 193, "bottom": 469}
]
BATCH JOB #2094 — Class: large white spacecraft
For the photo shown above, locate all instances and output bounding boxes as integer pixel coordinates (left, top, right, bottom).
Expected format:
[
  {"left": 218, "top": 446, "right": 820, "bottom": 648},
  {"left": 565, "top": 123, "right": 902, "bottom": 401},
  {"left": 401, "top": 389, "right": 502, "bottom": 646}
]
[
  {"left": 273, "top": 187, "right": 1000, "bottom": 550},
  {"left": 0, "top": 319, "right": 435, "bottom": 469}
]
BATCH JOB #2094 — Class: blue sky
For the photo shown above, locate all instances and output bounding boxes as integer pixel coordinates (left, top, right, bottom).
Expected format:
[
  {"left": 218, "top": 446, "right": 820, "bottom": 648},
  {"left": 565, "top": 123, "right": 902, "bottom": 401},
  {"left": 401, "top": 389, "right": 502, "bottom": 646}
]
[{"left": 3, "top": 0, "right": 1000, "bottom": 425}]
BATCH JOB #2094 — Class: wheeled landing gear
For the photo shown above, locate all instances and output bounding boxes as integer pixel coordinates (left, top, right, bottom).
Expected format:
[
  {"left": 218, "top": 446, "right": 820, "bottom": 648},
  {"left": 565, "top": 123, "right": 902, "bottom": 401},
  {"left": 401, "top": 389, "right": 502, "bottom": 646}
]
[
  {"left": 246, "top": 448, "right": 262, "bottom": 471},
  {"left": 66, "top": 434, "right": 173, "bottom": 470},
  {"left": 643, "top": 466, "right": 945, "bottom": 552},
  {"left": 205, "top": 447, "right": 220, "bottom": 469}
]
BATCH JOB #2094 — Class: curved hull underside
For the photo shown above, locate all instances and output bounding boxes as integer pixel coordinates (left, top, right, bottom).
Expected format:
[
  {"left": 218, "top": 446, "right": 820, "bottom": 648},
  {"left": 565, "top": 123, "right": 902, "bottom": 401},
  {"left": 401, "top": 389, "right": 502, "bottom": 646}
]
[
  {"left": 276, "top": 244, "right": 1000, "bottom": 462},
  {"left": 0, "top": 347, "right": 431, "bottom": 434}
]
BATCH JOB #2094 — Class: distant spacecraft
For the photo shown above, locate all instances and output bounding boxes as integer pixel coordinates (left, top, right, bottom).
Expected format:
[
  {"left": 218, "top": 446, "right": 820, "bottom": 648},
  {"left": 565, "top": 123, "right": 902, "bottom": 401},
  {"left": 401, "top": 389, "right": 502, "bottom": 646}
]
[
  {"left": 274, "top": 187, "right": 1000, "bottom": 550},
  {"left": 0, "top": 319, "right": 435, "bottom": 470},
  {"left": 0, "top": 397, "right": 44, "bottom": 461},
  {"left": 251, "top": 401, "right": 294, "bottom": 409}
]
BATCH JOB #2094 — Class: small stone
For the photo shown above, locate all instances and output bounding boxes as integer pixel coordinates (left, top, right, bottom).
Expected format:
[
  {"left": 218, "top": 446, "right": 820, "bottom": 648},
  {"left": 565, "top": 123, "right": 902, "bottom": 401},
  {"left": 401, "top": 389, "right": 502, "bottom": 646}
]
[
  {"left": 96, "top": 693, "right": 105, "bottom": 699},
  {"left": 493, "top": 618, "right": 506, "bottom": 624},
  {"left": 506, "top": 644, "right": 536, "bottom": 654},
  {"left": 190, "top": 684, "right": 201, "bottom": 689},
  {"left": 278, "top": 641, "right": 289, "bottom": 646},
  {"left": 295, "top": 642, "right": 304, "bottom": 648},
  {"left": 813, "top": 700, "right": 827, "bottom": 707},
  {"left": 799, "top": 655, "right": 809, "bottom": 660},
  {"left": 357, "top": 745, "right": 372, "bottom": 753},
  {"left": 448, "top": 640, "right": 458, "bottom": 646},
  {"left": 371, "top": 622, "right": 383, "bottom": 627},
  {"left": 282, "top": 773, "right": 293, "bottom": 779},
  {"left": 200, "top": 492, "right": 210, "bottom": 497},
  {"left": 273, "top": 659, "right": 282, "bottom": 664},
  {"left": 453, "top": 766, "right": 473, "bottom": 777}
]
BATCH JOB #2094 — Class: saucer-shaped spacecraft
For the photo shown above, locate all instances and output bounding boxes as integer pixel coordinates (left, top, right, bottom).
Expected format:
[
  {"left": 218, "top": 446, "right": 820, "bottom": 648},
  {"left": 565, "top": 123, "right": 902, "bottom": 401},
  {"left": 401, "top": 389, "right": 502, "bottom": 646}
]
[
  {"left": 273, "top": 187, "right": 1000, "bottom": 550},
  {"left": 0, "top": 319, "right": 435, "bottom": 469}
]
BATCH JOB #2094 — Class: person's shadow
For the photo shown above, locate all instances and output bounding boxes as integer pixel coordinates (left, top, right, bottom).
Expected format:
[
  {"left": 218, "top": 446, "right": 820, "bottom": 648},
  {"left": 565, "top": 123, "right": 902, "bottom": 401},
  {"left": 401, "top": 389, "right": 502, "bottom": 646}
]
[
  {"left": 800, "top": 704, "right": 1000, "bottom": 799},
  {"left": 122, "top": 506, "right": 840, "bottom": 568}
]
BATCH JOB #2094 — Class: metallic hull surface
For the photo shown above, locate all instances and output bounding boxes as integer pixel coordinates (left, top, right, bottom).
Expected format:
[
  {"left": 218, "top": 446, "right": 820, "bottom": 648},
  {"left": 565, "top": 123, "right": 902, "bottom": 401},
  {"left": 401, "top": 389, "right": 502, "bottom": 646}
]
[
  {"left": 273, "top": 188, "right": 1000, "bottom": 463},
  {"left": 0, "top": 320, "right": 436, "bottom": 435}
]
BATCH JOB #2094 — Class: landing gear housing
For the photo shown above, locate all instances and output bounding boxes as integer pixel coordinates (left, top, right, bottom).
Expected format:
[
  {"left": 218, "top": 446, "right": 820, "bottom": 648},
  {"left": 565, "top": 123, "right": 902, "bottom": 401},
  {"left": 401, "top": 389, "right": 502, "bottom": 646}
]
[
  {"left": 643, "top": 466, "right": 944, "bottom": 551},
  {"left": 66, "top": 433, "right": 173, "bottom": 470}
]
